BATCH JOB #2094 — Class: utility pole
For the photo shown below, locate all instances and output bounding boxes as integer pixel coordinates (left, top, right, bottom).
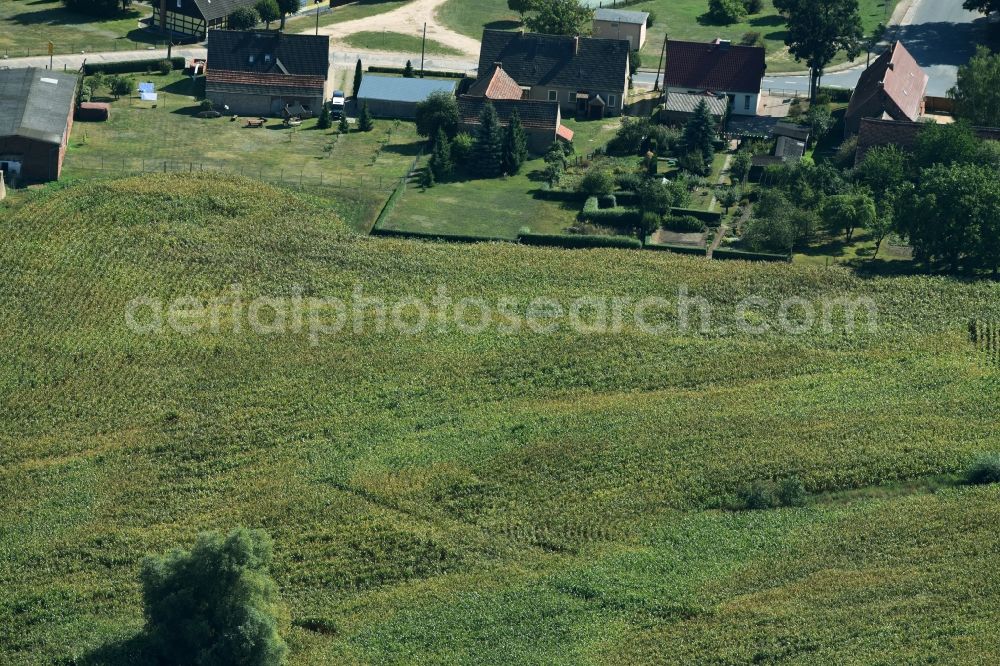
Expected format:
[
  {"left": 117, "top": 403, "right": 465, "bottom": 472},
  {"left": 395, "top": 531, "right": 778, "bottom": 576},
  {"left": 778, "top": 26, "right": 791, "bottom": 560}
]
[
  {"left": 48, "top": 41, "right": 54, "bottom": 71},
  {"left": 419, "top": 22, "right": 427, "bottom": 78},
  {"left": 315, "top": 3, "right": 320, "bottom": 35},
  {"left": 654, "top": 32, "right": 667, "bottom": 92}
]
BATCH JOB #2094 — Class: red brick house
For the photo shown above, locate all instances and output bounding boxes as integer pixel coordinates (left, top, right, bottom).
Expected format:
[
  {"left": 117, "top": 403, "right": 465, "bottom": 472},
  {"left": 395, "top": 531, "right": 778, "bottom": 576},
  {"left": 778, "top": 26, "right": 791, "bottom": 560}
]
[
  {"left": 854, "top": 117, "right": 1000, "bottom": 164},
  {"left": 845, "top": 41, "right": 928, "bottom": 137}
]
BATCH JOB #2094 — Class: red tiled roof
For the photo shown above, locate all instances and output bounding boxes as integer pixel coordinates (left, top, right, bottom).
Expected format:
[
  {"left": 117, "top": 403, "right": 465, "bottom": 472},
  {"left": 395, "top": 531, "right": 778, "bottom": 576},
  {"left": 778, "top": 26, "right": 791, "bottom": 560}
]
[
  {"left": 556, "top": 124, "right": 574, "bottom": 141},
  {"left": 855, "top": 117, "right": 1000, "bottom": 164},
  {"left": 467, "top": 64, "right": 524, "bottom": 100},
  {"left": 206, "top": 69, "right": 326, "bottom": 93},
  {"left": 457, "top": 96, "right": 560, "bottom": 131},
  {"left": 848, "top": 41, "right": 928, "bottom": 124},
  {"left": 664, "top": 39, "right": 765, "bottom": 94}
]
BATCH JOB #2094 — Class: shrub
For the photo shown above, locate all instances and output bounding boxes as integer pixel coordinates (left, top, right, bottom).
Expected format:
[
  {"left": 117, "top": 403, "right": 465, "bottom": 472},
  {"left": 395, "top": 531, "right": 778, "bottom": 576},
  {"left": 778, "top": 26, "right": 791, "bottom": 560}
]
[
  {"left": 518, "top": 233, "right": 642, "bottom": 250},
  {"left": 598, "top": 194, "right": 617, "bottom": 209},
  {"left": 639, "top": 211, "right": 662, "bottom": 237},
  {"left": 678, "top": 151, "right": 709, "bottom": 176},
  {"left": 739, "top": 481, "right": 775, "bottom": 510},
  {"left": 109, "top": 74, "right": 134, "bottom": 100},
  {"left": 157, "top": 59, "right": 172, "bottom": 76},
  {"left": 664, "top": 215, "right": 705, "bottom": 233},
  {"left": 450, "top": 132, "right": 474, "bottom": 164},
  {"left": 83, "top": 58, "right": 184, "bottom": 75},
  {"left": 615, "top": 171, "right": 642, "bottom": 192},
  {"left": 965, "top": 454, "right": 1000, "bottom": 486},
  {"left": 646, "top": 10, "right": 656, "bottom": 26},
  {"left": 740, "top": 31, "right": 764, "bottom": 48},
  {"left": 742, "top": 0, "right": 764, "bottom": 14},
  {"left": 578, "top": 168, "right": 615, "bottom": 197},
  {"left": 708, "top": 0, "right": 747, "bottom": 24},
  {"left": 141, "top": 528, "right": 288, "bottom": 665},
  {"left": 200, "top": 98, "right": 214, "bottom": 111},
  {"left": 776, "top": 476, "right": 807, "bottom": 507}
]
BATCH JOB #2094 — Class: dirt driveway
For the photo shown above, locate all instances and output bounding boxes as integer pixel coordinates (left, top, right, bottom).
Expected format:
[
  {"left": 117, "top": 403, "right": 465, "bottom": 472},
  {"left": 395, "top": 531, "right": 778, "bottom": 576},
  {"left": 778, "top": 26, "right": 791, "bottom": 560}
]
[{"left": 315, "top": 0, "right": 482, "bottom": 58}]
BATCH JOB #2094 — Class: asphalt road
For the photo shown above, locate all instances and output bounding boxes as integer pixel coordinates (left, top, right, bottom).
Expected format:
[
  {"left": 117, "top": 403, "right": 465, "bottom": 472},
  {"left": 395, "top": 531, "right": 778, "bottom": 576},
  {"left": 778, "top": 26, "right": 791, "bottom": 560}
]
[{"left": 635, "top": 0, "right": 989, "bottom": 96}]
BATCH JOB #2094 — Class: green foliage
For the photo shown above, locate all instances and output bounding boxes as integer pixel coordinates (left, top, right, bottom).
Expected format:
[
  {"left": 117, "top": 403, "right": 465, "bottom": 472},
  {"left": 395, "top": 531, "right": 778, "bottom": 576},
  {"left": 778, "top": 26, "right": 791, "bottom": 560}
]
[
  {"left": 108, "top": 74, "right": 134, "bottom": 100},
  {"left": 664, "top": 214, "right": 705, "bottom": 233},
  {"left": 735, "top": 476, "right": 807, "bottom": 510},
  {"left": 429, "top": 129, "right": 454, "bottom": 181},
  {"left": 450, "top": 132, "right": 474, "bottom": 164},
  {"left": 275, "top": 0, "right": 298, "bottom": 28},
  {"left": 358, "top": 101, "right": 374, "bottom": 132},
  {"left": 518, "top": 231, "right": 643, "bottom": 249},
  {"left": 708, "top": 0, "right": 748, "bottom": 24},
  {"left": 965, "top": 454, "right": 1000, "bottom": 486},
  {"left": 83, "top": 57, "right": 184, "bottom": 76},
  {"left": 255, "top": 0, "right": 280, "bottom": 27},
  {"left": 821, "top": 192, "right": 875, "bottom": 243},
  {"left": 524, "top": 0, "right": 593, "bottom": 36},
  {"left": 508, "top": 0, "right": 538, "bottom": 20},
  {"left": 773, "top": 0, "right": 863, "bottom": 100},
  {"left": 639, "top": 178, "right": 690, "bottom": 215},
  {"left": 579, "top": 196, "right": 643, "bottom": 227},
  {"left": 962, "top": 0, "right": 1000, "bottom": 16},
  {"left": 740, "top": 30, "right": 764, "bottom": 47},
  {"left": 416, "top": 91, "right": 459, "bottom": 140},
  {"left": 403, "top": 60, "right": 415, "bottom": 78},
  {"left": 502, "top": 110, "right": 529, "bottom": 175},
  {"left": 745, "top": 190, "right": 796, "bottom": 252},
  {"left": 743, "top": 0, "right": 764, "bottom": 13},
  {"left": 578, "top": 167, "right": 616, "bottom": 198},
  {"left": 228, "top": 6, "right": 260, "bottom": 30},
  {"left": 640, "top": 212, "right": 663, "bottom": 236},
  {"left": 317, "top": 102, "right": 332, "bottom": 130},
  {"left": 914, "top": 120, "right": 989, "bottom": 170},
  {"left": 683, "top": 99, "right": 716, "bottom": 165},
  {"left": 716, "top": 186, "right": 739, "bottom": 213},
  {"left": 156, "top": 59, "right": 172, "bottom": 76},
  {"left": 353, "top": 58, "right": 363, "bottom": 97},
  {"left": 855, "top": 144, "right": 907, "bottom": 200},
  {"left": 473, "top": 101, "right": 504, "bottom": 177},
  {"left": 141, "top": 528, "right": 287, "bottom": 665},
  {"left": 338, "top": 112, "right": 350, "bottom": 134},
  {"left": 805, "top": 104, "right": 834, "bottom": 143}
]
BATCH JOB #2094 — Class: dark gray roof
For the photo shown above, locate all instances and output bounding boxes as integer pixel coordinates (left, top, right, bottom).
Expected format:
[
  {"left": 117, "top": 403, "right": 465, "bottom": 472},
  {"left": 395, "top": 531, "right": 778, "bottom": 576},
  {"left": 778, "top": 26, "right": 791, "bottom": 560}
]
[
  {"left": 207, "top": 30, "right": 329, "bottom": 77},
  {"left": 775, "top": 135, "right": 806, "bottom": 160},
  {"left": 357, "top": 75, "right": 457, "bottom": 103},
  {"left": 478, "top": 30, "right": 630, "bottom": 93},
  {"left": 0, "top": 68, "right": 77, "bottom": 145},
  {"left": 594, "top": 8, "right": 648, "bottom": 25},
  {"left": 192, "top": 0, "right": 259, "bottom": 22},
  {"left": 664, "top": 91, "right": 727, "bottom": 116},
  {"left": 773, "top": 121, "right": 811, "bottom": 141}
]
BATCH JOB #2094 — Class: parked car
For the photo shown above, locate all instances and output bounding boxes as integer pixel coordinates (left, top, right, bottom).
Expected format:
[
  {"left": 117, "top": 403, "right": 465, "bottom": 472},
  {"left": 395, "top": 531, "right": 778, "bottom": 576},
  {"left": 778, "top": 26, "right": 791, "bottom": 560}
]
[{"left": 331, "top": 90, "right": 346, "bottom": 118}]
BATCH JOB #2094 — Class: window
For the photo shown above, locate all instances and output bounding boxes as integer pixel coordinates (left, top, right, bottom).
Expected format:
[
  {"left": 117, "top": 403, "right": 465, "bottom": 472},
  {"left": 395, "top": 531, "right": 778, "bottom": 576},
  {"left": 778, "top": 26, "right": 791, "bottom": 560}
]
[
  {"left": 608, "top": 95, "right": 616, "bottom": 108},
  {"left": 176, "top": 0, "right": 181, "bottom": 7},
  {"left": 569, "top": 92, "right": 577, "bottom": 102},
  {"left": 548, "top": 90, "right": 558, "bottom": 102},
  {"left": 744, "top": 95, "right": 752, "bottom": 111}
]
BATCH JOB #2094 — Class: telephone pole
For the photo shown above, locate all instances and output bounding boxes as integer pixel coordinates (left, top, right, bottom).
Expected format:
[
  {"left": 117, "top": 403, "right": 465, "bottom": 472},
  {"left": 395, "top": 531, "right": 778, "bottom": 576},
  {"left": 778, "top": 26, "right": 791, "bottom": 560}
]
[
  {"left": 654, "top": 32, "right": 667, "bottom": 92},
  {"left": 419, "top": 22, "right": 427, "bottom": 78}
]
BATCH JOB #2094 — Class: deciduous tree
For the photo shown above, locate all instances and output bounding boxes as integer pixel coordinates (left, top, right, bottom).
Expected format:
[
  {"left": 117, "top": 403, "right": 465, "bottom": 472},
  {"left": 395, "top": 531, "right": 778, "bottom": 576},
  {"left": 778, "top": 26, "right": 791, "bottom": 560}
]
[
  {"left": 525, "top": 0, "right": 593, "bottom": 36},
  {"left": 255, "top": 0, "right": 280, "bottom": 29},
  {"left": 415, "top": 91, "right": 459, "bottom": 140},
  {"left": 228, "top": 6, "right": 259, "bottom": 30},
  {"left": 950, "top": 46, "right": 1000, "bottom": 128},
  {"left": 820, "top": 191, "right": 875, "bottom": 243},
  {"left": 773, "top": 0, "right": 863, "bottom": 102},
  {"left": 276, "top": 0, "right": 299, "bottom": 30}
]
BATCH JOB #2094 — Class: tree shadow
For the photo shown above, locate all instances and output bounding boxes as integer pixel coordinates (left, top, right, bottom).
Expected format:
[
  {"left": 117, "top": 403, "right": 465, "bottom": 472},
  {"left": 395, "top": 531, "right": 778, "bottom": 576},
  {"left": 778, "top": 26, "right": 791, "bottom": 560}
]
[
  {"left": 749, "top": 14, "right": 785, "bottom": 28},
  {"left": 764, "top": 30, "right": 790, "bottom": 42},
  {"left": 79, "top": 632, "right": 152, "bottom": 666},
  {"left": 485, "top": 20, "right": 521, "bottom": 31},
  {"left": 893, "top": 19, "right": 990, "bottom": 68},
  {"left": 379, "top": 141, "right": 424, "bottom": 156},
  {"left": 9, "top": 7, "right": 141, "bottom": 27}
]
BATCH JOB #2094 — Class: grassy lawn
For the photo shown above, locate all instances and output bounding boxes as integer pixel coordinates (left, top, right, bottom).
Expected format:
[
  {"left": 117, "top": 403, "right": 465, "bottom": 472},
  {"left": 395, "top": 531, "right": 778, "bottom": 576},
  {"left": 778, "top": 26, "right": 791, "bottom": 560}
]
[
  {"left": 0, "top": 0, "right": 160, "bottom": 57},
  {"left": 3, "top": 173, "right": 1000, "bottom": 663},
  {"left": 382, "top": 118, "right": 622, "bottom": 239},
  {"left": 287, "top": 0, "right": 409, "bottom": 31},
  {"left": 343, "top": 30, "right": 463, "bottom": 56},
  {"left": 64, "top": 70, "right": 423, "bottom": 231},
  {"left": 436, "top": 0, "right": 900, "bottom": 72}
]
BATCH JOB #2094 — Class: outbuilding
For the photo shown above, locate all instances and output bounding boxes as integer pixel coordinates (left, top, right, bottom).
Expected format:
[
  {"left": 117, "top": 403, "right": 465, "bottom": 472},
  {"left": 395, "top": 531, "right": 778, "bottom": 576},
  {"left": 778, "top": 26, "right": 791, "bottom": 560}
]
[
  {"left": 592, "top": 8, "right": 649, "bottom": 50},
  {"left": 0, "top": 67, "right": 77, "bottom": 184},
  {"left": 356, "top": 75, "right": 458, "bottom": 120}
]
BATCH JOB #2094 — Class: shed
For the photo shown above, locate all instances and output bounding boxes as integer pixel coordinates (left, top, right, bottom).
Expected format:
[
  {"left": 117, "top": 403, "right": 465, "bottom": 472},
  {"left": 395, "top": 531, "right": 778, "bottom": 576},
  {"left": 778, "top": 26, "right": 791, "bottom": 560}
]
[
  {"left": 0, "top": 67, "right": 77, "bottom": 183},
  {"left": 660, "top": 91, "right": 727, "bottom": 126},
  {"left": 357, "top": 76, "right": 458, "bottom": 120},
  {"left": 76, "top": 102, "right": 111, "bottom": 122}
]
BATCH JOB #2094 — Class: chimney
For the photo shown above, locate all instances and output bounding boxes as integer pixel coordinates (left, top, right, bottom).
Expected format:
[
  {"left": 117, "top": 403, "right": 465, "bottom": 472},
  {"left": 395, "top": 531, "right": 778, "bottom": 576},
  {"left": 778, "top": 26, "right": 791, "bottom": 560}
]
[
  {"left": 493, "top": 61, "right": 503, "bottom": 70},
  {"left": 573, "top": 35, "right": 580, "bottom": 56}
]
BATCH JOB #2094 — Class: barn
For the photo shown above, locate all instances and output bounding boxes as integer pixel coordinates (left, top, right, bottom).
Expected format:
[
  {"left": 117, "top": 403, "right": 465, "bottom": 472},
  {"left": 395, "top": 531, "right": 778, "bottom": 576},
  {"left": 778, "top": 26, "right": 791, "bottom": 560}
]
[
  {"left": 0, "top": 67, "right": 77, "bottom": 184},
  {"left": 356, "top": 75, "right": 458, "bottom": 120}
]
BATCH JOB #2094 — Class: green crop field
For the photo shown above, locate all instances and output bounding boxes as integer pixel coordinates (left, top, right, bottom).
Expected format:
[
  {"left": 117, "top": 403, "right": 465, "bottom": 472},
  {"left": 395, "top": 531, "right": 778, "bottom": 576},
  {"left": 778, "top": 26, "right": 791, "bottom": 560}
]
[
  {"left": 436, "top": 0, "right": 900, "bottom": 72},
  {"left": 2, "top": 174, "right": 1000, "bottom": 664}
]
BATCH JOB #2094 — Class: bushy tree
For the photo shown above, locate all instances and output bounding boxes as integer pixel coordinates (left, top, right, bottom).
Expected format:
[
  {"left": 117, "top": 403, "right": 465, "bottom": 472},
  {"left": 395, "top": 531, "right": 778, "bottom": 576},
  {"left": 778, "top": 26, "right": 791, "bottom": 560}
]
[
  {"left": 473, "top": 101, "right": 505, "bottom": 177},
  {"left": 501, "top": 109, "right": 529, "bottom": 175},
  {"left": 276, "top": 0, "right": 298, "bottom": 30},
  {"left": 525, "top": 0, "right": 593, "bottom": 36},
  {"left": 773, "top": 0, "right": 863, "bottom": 102},
  {"left": 638, "top": 178, "right": 689, "bottom": 215},
  {"left": 429, "top": 128, "right": 454, "bottom": 181},
  {"left": 913, "top": 120, "right": 983, "bottom": 169},
  {"left": 708, "top": 0, "right": 748, "bottom": 24},
  {"left": 109, "top": 74, "right": 134, "bottom": 100},
  {"left": 950, "top": 46, "right": 1000, "bottom": 128},
  {"left": 317, "top": 102, "right": 332, "bottom": 129},
  {"left": 415, "top": 91, "right": 459, "bottom": 141},
  {"left": 717, "top": 186, "right": 739, "bottom": 213},
  {"left": 745, "top": 191, "right": 796, "bottom": 252},
  {"left": 821, "top": 191, "right": 875, "bottom": 243},
  {"left": 805, "top": 105, "right": 834, "bottom": 143},
  {"left": 729, "top": 150, "right": 753, "bottom": 186},
  {"left": 962, "top": 0, "right": 1000, "bottom": 16},
  {"left": 255, "top": 0, "right": 280, "bottom": 28},
  {"left": 743, "top": 0, "right": 764, "bottom": 13},
  {"left": 403, "top": 60, "right": 415, "bottom": 78},
  {"left": 353, "top": 58, "right": 363, "bottom": 97},
  {"left": 579, "top": 167, "right": 615, "bottom": 197},
  {"left": 855, "top": 144, "right": 907, "bottom": 199},
  {"left": 508, "top": 0, "right": 538, "bottom": 22},
  {"left": 141, "top": 528, "right": 287, "bottom": 666},
  {"left": 228, "top": 6, "right": 259, "bottom": 30},
  {"left": 358, "top": 101, "right": 374, "bottom": 131},
  {"left": 683, "top": 99, "right": 716, "bottom": 165},
  {"left": 450, "top": 132, "right": 474, "bottom": 164}
]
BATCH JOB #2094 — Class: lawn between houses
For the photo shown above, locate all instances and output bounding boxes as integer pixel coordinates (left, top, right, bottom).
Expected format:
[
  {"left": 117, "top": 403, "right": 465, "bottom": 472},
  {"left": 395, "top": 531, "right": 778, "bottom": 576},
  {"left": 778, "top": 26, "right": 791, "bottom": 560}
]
[
  {"left": 0, "top": 0, "right": 157, "bottom": 57},
  {"left": 437, "top": 0, "right": 901, "bottom": 73},
  {"left": 64, "top": 70, "right": 424, "bottom": 232}
]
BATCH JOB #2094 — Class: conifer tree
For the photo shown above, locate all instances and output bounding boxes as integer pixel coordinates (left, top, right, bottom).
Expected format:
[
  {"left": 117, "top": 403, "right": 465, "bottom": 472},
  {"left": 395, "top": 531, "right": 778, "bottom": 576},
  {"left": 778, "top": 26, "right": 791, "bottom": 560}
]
[
  {"left": 683, "top": 99, "right": 716, "bottom": 164},
  {"left": 501, "top": 109, "right": 529, "bottom": 175},
  {"left": 358, "top": 101, "right": 374, "bottom": 132},
  {"left": 353, "top": 58, "right": 363, "bottom": 97},
  {"left": 473, "top": 101, "right": 504, "bottom": 177},
  {"left": 429, "top": 128, "right": 454, "bottom": 181}
]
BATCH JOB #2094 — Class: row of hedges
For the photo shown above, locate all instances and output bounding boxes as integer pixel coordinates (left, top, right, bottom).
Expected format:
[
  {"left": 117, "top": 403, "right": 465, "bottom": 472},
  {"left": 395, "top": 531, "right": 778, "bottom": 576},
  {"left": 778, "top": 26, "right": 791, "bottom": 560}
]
[
  {"left": 371, "top": 228, "right": 507, "bottom": 243},
  {"left": 83, "top": 57, "right": 185, "bottom": 75},
  {"left": 518, "top": 233, "right": 643, "bottom": 250},
  {"left": 670, "top": 207, "right": 723, "bottom": 226},
  {"left": 579, "top": 197, "right": 642, "bottom": 227},
  {"left": 816, "top": 86, "right": 853, "bottom": 103},
  {"left": 713, "top": 248, "right": 792, "bottom": 262},
  {"left": 644, "top": 241, "right": 708, "bottom": 256},
  {"left": 366, "top": 66, "right": 467, "bottom": 80}
]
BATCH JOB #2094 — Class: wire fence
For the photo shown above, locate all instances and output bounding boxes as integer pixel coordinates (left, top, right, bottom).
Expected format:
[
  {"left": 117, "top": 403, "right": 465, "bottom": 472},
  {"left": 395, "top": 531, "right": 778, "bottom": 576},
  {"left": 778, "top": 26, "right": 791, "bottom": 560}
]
[{"left": 1, "top": 38, "right": 175, "bottom": 60}]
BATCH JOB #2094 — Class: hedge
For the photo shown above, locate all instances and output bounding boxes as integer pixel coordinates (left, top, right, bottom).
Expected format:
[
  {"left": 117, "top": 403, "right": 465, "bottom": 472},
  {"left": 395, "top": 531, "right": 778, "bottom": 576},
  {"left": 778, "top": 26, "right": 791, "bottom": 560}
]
[
  {"left": 366, "top": 66, "right": 468, "bottom": 80},
  {"left": 712, "top": 248, "right": 792, "bottom": 262},
  {"left": 83, "top": 57, "right": 185, "bottom": 75},
  {"left": 664, "top": 215, "right": 706, "bottom": 233},
  {"left": 669, "top": 207, "right": 723, "bottom": 225},
  {"left": 518, "top": 233, "right": 643, "bottom": 250},
  {"left": 580, "top": 197, "right": 642, "bottom": 226},
  {"left": 371, "top": 228, "right": 509, "bottom": 243},
  {"left": 534, "top": 188, "right": 586, "bottom": 202},
  {"left": 817, "top": 86, "right": 853, "bottom": 103},
  {"left": 613, "top": 190, "right": 638, "bottom": 207},
  {"left": 643, "top": 241, "right": 708, "bottom": 256}
]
